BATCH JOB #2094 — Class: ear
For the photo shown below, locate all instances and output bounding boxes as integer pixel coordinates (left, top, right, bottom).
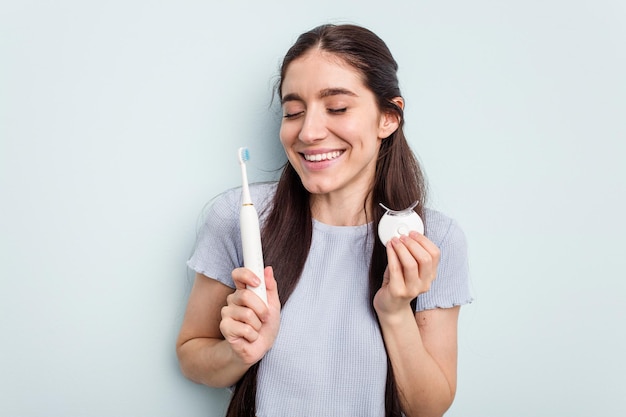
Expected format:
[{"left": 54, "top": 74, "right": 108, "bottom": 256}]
[{"left": 378, "top": 97, "right": 404, "bottom": 139}]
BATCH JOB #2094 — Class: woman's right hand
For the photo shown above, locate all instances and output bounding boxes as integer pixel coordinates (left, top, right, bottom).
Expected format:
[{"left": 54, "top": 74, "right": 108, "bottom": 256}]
[{"left": 219, "top": 266, "right": 281, "bottom": 366}]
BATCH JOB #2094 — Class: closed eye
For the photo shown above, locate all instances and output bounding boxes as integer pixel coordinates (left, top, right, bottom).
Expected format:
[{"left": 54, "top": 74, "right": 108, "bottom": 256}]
[
  {"left": 328, "top": 108, "right": 347, "bottom": 114},
  {"left": 283, "top": 111, "right": 304, "bottom": 119}
]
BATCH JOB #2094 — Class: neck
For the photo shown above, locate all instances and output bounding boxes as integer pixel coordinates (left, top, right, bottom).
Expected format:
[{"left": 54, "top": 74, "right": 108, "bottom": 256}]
[{"left": 310, "top": 190, "right": 373, "bottom": 226}]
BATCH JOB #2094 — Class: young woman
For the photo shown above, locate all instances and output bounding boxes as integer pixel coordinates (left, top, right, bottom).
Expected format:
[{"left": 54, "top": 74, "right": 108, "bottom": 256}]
[{"left": 177, "top": 24, "right": 472, "bottom": 417}]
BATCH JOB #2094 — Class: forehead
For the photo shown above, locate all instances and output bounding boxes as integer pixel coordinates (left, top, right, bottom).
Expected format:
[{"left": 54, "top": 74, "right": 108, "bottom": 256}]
[{"left": 281, "top": 49, "right": 366, "bottom": 96}]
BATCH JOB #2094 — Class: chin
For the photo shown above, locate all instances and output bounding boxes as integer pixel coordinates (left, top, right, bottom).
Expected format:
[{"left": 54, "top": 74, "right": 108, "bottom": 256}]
[{"left": 300, "top": 180, "right": 333, "bottom": 195}]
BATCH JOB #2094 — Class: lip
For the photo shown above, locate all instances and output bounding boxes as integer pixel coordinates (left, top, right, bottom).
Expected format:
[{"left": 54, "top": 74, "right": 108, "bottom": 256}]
[{"left": 298, "top": 149, "right": 345, "bottom": 171}]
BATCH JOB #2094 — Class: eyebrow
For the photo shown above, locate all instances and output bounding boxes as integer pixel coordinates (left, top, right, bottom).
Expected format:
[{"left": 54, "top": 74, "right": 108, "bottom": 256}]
[{"left": 281, "top": 88, "right": 358, "bottom": 104}]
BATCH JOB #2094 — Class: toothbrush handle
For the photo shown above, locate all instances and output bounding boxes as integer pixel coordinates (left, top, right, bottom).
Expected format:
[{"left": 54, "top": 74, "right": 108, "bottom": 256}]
[{"left": 240, "top": 205, "right": 268, "bottom": 305}]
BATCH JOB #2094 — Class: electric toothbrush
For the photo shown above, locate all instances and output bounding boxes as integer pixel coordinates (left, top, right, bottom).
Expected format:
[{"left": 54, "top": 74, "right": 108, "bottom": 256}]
[{"left": 237, "top": 147, "right": 268, "bottom": 305}]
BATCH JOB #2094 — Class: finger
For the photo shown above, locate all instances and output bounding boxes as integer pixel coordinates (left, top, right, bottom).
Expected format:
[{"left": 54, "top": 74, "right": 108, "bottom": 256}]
[
  {"left": 386, "top": 239, "right": 409, "bottom": 295},
  {"left": 400, "top": 235, "right": 433, "bottom": 270},
  {"left": 385, "top": 238, "right": 400, "bottom": 273},
  {"left": 231, "top": 267, "right": 262, "bottom": 290},
  {"left": 264, "top": 266, "right": 281, "bottom": 312},
  {"left": 409, "top": 231, "right": 441, "bottom": 264},
  {"left": 381, "top": 264, "right": 390, "bottom": 287},
  {"left": 401, "top": 233, "right": 440, "bottom": 281},
  {"left": 220, "top": 316, "right": 261, "bottom": 344},
  {"left": 390, "top": 237, "right": 420, "bottom": 279},
  {"left": 221, "top": 303, "right": 263, "bottom": 332},
  {"left": 225, "top": 282, "right": 272, "bottom": 329}
]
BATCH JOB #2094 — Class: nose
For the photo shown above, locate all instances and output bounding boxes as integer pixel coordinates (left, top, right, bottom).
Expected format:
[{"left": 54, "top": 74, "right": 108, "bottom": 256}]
[{"left": 298, "top": 108, "right": 327, "bottom": 144}]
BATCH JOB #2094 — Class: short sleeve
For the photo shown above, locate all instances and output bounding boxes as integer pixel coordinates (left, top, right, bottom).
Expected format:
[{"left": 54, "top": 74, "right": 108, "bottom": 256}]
[
  {"left": 416, "top": 211, "right": 473, "bottom": 311},
  {"left": 186, "top": 188, "right": 242, "bottom": 288},
  {"left": 186, "top": 183, "right": 277, "bottom": 288}
]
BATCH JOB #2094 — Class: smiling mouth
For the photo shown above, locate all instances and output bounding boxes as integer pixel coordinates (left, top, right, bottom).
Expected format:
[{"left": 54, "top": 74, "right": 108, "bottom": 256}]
[{"left": 302, "top": 151, "right": 344, "bottom": 162}]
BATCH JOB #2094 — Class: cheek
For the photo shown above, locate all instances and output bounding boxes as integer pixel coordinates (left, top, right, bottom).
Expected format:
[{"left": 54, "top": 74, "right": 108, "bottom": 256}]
[
  {"left": 278, "top": 128, "right": 288, "bottom": 150},
  {"left": 279, "top": 123, "right": 297, "bottom": 146},
  {"left": 332, "top": 119, "right": 377, "bottom": 145}
]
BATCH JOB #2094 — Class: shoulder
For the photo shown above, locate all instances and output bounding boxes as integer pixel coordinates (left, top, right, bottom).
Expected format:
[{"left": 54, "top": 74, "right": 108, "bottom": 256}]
[
  {"left": 209, "top": 182, "right": 277, "bottom": 218},
  {"left": 187, "top": 182, "right": 278, "bottom": 287},
  {"left": 416, "top": 208, "right": 472, "bottom": 310},
  {"left": 423, "top": 208, "right": 467, "bottom": 250},
  {"left": 251, "top": 182, "right": 278, "bottom": 214}
]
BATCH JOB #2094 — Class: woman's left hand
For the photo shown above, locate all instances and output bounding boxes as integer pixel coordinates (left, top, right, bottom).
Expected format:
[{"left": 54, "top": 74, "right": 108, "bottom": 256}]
[{"left": 373, "top": 231, "right": 441, "bottom": 317}]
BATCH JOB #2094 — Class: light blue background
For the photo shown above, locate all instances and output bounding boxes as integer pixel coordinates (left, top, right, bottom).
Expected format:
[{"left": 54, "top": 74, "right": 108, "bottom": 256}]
[{"left": 2, "top": 1, "right": 625, "bottom": 416}]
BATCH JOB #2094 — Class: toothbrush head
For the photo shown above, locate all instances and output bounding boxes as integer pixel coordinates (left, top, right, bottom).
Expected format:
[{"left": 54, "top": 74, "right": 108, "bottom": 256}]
[{"left": 238, "top": 147, "right": 250, "bottom": 164}]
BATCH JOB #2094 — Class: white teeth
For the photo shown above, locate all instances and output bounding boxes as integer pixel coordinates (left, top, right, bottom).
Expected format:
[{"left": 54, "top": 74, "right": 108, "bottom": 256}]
[{"left": 303, "top": 151, "right": 342, "bottom": 162}]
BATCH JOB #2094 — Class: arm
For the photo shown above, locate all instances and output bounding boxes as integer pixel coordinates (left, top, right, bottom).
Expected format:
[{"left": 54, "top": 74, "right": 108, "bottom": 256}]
[
  {"left": 176, "top": 268, "right": 281, "bottom": 388},
  {"left": 374, "top": 232, "right": 459, "bottom": 417}
]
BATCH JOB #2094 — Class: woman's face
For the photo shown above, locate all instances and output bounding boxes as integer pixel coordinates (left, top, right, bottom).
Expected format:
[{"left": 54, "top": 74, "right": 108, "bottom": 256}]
[{"left": 279, "top": 49, "right": 398, "bottom": 201}]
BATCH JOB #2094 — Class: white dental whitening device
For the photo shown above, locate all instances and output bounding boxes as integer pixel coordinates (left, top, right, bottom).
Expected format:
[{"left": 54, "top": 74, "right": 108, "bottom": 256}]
[
  {"left": 238, "top": 147, "right": 268, "bottom": 305},
  {"left": 378, "top": 201, "right": 424, "bottom": 245}
]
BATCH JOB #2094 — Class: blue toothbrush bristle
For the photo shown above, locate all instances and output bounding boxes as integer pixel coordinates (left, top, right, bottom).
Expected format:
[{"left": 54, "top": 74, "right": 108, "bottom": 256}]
[{"left": 239, "top": 147, "right": 250, "bottom": 162}]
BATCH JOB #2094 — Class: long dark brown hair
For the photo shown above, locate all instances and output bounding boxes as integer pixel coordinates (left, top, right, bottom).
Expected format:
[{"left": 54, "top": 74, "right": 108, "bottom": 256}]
[{"left": 226, "top": 24, "right": 427, "bottom": 417}]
